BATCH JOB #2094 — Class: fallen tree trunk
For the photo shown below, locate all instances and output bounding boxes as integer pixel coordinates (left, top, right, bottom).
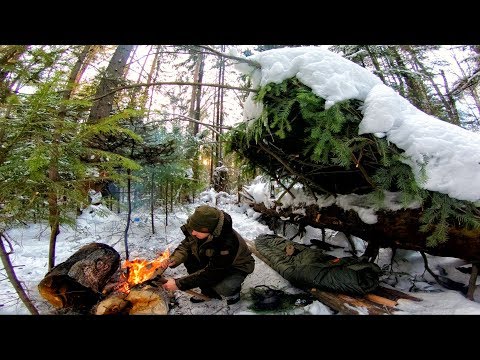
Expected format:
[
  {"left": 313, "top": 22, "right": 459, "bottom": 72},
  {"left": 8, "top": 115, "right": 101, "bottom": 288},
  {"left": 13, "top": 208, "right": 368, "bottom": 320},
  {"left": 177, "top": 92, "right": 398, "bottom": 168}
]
[
  {"left": 227, "top": 74, "right": 480, "bottom": 268},
  {"left": 252, "top": 202, "right": 480, "bottom": 263},
  {"left": 38, "top": 242, "right": 120, "bottom": 313}
]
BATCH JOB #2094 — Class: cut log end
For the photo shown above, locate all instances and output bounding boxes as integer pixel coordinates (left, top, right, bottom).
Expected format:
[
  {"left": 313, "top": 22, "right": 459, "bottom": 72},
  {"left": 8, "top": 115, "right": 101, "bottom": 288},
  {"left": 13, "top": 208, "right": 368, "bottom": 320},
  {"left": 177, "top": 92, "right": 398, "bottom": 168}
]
[
  {"left": 38, "top": 242, "right": 120, "bottom": 312},
  {"left": 126, "top": 285, "right": 169, "bottom": 315},
  {"left": 95, "top": 284, "right": 170, "bottom": 315},
  {"left": 94, "top": 293, "right": 130, "bottom": 315},
  {"left": 38, "top": 274, "right": 101, "bottom": 311}
]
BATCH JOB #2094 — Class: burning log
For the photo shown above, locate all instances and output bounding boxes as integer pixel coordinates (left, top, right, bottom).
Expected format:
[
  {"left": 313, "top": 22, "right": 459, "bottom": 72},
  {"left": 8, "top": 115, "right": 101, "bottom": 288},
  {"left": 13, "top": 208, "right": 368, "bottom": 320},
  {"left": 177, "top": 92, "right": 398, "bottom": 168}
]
[
  {"left": 38, "top": 242, "right": 120, "bottom": 313},
  {"left": 39, "top": 242, "right": 172, "bottom": 314},
  {"left": 95, "top": 250, "right": 172, "bottom": 315}
]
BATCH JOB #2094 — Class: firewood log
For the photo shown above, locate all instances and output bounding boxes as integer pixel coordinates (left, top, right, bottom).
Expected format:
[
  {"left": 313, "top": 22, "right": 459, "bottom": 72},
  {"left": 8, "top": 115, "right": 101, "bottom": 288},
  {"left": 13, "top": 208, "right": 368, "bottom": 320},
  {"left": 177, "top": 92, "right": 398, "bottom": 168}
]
[
  {"left": 38, "top": 242, "right": 120, "bottom": 312},
  {"left": 94, "top": 292, "right": 130, "bottom": 315},
  {"left": 94, "top": 283, "right": 170, "bottom": 315},
  {"left": 125, "top": 283, "right": 170, "bottom": 315}
]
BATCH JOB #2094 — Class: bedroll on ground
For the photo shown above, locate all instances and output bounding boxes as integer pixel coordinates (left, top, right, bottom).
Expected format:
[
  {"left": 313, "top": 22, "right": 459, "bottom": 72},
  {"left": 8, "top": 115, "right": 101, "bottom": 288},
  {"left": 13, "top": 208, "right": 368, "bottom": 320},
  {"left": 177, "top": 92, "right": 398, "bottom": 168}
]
[{"left": 254, "top": 234, "right": 382, "bottom": 296}]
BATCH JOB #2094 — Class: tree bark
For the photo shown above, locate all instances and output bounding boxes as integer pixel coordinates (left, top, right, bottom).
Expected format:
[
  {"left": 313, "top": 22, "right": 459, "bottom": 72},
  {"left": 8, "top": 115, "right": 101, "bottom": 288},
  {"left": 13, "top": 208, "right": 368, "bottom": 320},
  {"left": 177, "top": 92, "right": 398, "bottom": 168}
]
[
  {"left": 88, "top": 45, "right": 134, "bottom": 124},
  {"left": 38, "top": 242, "right": 120, "bottom": 312},
  {"left": 364, "top": 45, "right": 386, "bottom": 83}
]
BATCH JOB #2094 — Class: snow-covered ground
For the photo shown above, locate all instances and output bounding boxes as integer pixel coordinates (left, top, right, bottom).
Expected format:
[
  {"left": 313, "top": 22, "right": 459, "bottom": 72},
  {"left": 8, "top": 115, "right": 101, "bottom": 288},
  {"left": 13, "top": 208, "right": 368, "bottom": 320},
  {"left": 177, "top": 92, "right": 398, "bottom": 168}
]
[{"left": 1, "top": 189, "right": 479, "bottom": 316}]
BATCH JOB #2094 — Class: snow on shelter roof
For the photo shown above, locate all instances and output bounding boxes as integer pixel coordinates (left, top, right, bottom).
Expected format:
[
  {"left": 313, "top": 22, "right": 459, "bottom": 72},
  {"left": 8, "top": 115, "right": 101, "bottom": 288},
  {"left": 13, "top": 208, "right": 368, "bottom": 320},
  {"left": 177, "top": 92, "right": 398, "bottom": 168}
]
[{"left": 235, "top": 46, "right": 480, "bottom": 203}]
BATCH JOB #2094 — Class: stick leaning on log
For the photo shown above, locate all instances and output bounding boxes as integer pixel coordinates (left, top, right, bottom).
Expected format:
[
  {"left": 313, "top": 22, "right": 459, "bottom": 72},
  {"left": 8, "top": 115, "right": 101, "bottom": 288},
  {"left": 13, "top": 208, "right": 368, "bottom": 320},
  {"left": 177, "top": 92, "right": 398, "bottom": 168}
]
[{"left": 145, "top": 276, "right": 211, "bottom": 301}]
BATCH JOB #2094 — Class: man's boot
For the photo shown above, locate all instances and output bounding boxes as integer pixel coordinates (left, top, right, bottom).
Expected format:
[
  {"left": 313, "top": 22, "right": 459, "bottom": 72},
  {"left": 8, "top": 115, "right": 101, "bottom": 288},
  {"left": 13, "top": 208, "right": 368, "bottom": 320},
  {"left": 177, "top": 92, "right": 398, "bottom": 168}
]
[{"left": 225, "top": 292, "right": 241, "bottom": 305}]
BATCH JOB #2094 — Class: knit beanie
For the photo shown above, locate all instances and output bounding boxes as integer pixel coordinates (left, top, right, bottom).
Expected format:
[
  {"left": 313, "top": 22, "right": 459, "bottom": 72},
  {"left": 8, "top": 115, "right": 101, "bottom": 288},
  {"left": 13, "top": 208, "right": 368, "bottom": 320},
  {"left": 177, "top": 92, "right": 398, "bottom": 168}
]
[{"left": 187, "top": 205, "right": 221, "bottom": 233}]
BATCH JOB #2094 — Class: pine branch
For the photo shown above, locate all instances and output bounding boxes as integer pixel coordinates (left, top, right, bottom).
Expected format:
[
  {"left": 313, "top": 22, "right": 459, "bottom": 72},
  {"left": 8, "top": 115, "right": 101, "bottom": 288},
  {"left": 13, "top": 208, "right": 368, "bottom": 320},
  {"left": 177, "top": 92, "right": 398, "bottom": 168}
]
[{"left": 90, "top": 81, "right": 256, "bottom": 102}]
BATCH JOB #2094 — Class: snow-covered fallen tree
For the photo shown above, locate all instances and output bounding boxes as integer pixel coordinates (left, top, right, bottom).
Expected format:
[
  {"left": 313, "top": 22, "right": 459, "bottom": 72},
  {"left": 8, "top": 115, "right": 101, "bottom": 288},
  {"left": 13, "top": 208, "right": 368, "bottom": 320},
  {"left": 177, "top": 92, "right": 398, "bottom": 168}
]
[{"left": 225, "top": 46, "right": 480, "bottom": 264}]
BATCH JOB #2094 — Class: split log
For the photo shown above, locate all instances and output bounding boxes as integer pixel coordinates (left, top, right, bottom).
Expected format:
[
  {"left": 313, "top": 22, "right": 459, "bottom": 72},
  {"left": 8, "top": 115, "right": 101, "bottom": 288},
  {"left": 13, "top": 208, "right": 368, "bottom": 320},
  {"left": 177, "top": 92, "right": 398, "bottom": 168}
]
[
  {"left": 364, "top": 293, "right": 397, "bottom": 308},
  {"left": 310, "top": 288, "right": 394, "bottom": 315},
  {"left": 38, "top": 242, "right": 120, "bottom": 313},
  {"left": 371, "top": 285, "right": 422, "bottom": 302},
  {"left": 126, "top": 283, "right": 170, "bottom": 315},
  {"left": 94, "top": 283, "right": 170, "bottom": 315},
  {"left": 94, "top": 292, "right": 130, "bottom": 315}
]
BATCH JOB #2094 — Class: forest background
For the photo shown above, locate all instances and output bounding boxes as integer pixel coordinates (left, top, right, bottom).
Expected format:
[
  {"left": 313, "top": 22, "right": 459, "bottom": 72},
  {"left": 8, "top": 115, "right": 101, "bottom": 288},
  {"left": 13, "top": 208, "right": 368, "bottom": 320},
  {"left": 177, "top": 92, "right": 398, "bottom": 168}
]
[{"left": 1, "top": 45, "right": 480, "bottom": 315}]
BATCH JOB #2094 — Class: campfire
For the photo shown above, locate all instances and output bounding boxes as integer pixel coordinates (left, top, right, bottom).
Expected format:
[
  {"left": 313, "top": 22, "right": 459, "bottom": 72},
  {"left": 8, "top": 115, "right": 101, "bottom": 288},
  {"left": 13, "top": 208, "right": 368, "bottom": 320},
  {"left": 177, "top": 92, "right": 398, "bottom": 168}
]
[
  {"left": 117, "top": 248, "right": 171, "bottom": 293},
  {"left": 93, "top": 249, "right": 173, "bottom": 315},
  {"left": 38, "top": 243, "right": 174, "bottom": 315}
]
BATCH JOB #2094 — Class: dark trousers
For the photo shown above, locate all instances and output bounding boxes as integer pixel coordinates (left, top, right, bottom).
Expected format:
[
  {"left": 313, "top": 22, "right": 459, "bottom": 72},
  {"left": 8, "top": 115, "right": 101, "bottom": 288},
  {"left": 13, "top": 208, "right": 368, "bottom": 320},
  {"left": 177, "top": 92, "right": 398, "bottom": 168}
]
[{"left": 184, "top": 257, "right": 247, "bottom": 297}]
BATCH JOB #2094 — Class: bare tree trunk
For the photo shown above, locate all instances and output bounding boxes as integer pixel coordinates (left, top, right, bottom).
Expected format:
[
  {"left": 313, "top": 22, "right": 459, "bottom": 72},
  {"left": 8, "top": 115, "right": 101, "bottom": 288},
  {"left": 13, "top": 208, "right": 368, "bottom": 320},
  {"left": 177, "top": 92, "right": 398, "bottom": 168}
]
[
  {"left": 452, "top": 49, "right": 480, "bottom": 124},
  {"left": 124, "top": 169, "right": 132, "bottom": 260},
  {"left": 188, "top": 56, "right": 200, "bottom": 120},
  {"left": 151, "top": 171, "right": 155, "bottom": 234},
  {"left": 165, "top": 182, "right": 169, "bottom": 227},
  {"left": 403, "top": 45, "right": 460, "bottom": 124},
  {"left": 385, "top": 53, "right": 406, "bottom": 97},
  {"left": 62, "top": 45, "right": 92, "bottom": 106},
  {"left": 364, "top": 45, "right": 386, "bottom": 83},
  {"left": 124, "top": 45, "right": 138, "bottom": 76},
  {"left": 216, "top": 45, "right": 226, "bottom": 165},
  {"left": 0, "top": 45, "right": 28, "bottom": 102},
  {"left": 0, "top": 232, "right": 39, "bottom": 314},
  {"left": 74, "top": 45, "right": 104, "bottom": 85},
  {"left": 390, "top": 46, "right": 432, "bottom": 115},
  {"left": 440, "top": 69, "right": 461, "bottom": 125},
  {"left": 170, "top": 182, "right": 174, "bottom": 213},
  {"left": 88, "top": 45, "right": 134, "bottom": 124},
  {"left": 466, "top": 263, "right": 479, "bottom": 300},
  {"left": 191, "top": 50, "right": 205, "bottom": 184},
  {"left": 144, "top": 46, "right": 160, "bottom": 119},
  {"left": 47, "top": 45, "right": 93, "bottom": 270},
  {"left": 193, "top": 51, "right": 205, "bottom": 134},
  {"left": 47, "top": 179, "right": 60, "bottom": 271}
]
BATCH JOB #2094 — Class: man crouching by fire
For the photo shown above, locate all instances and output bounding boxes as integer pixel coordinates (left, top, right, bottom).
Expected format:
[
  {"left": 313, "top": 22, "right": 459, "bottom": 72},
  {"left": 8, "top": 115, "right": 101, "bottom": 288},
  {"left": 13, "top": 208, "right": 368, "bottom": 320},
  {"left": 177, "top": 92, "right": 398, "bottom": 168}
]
[{"left": 162, "top": 205, "right": 255, "bottom": 305}]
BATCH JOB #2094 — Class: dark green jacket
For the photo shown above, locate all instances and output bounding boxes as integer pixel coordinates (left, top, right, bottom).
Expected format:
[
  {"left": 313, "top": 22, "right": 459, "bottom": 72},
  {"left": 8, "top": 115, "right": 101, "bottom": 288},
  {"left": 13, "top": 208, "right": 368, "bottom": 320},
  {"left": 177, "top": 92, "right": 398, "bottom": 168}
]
[{"left": 170, "top": 210, "right": 255, "bottom": 291}]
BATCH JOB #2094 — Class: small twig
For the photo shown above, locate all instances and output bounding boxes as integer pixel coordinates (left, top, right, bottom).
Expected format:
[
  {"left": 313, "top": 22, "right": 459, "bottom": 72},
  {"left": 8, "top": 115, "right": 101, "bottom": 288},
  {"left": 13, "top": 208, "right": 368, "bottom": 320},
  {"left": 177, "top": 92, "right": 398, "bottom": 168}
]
[
  {"left": 185, "top": 289, "right": 211, "bottom": 302},
  {"left": 466, "top": 262, "right": 479, "bottom": 300},
  {"left": 259, "top": 141, "right": 332, "bottom": 196},
  {"left": 195, "top": 45, "right": 261, "bottom": 69},
  {"left": 419, "top": 251, "right": 440, "bottom": 281}
]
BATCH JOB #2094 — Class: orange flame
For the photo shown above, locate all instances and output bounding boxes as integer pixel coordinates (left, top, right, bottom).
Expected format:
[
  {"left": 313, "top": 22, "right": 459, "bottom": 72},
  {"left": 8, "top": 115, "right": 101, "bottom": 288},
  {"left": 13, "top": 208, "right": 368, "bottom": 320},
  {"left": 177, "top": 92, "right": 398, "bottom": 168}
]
[{"left": 118, "top": 248, "right": 170, "bottom": 293}]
